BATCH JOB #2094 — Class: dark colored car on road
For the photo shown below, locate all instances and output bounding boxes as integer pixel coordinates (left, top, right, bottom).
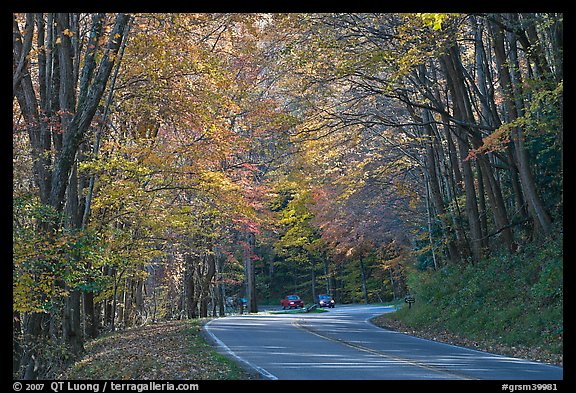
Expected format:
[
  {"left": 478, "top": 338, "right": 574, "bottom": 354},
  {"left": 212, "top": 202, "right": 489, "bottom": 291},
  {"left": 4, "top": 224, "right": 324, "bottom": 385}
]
[
  {"left": 318, "top": 294, "right": 335, "bottom": 308},
  {"left": 281, "top": 295, "right": 304, "bottom": 309}
]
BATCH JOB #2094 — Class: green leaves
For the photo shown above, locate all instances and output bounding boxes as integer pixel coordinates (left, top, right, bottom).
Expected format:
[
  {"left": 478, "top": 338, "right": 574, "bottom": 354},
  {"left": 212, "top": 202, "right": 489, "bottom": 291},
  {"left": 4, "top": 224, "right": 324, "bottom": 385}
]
[
  {"left": 13, "top": 224, "right": 105, "bottom": 313},
  {"left": 270, "top": 182, "right": 323, "bottom": 271}
]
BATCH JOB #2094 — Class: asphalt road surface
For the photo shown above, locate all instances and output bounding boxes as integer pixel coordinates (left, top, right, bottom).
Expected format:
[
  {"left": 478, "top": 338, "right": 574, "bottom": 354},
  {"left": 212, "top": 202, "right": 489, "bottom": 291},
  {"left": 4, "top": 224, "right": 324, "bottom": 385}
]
[{"left": 204, "top": 304, "right": 563, "bottom": 380}]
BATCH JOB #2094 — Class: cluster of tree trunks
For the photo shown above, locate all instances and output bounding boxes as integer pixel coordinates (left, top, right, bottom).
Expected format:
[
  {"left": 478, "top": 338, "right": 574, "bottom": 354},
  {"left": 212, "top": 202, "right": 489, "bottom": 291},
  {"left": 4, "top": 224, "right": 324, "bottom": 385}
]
[
  {"left": 13, "top": 12, "right": 131, "bottom": 379},
  {"left": 396, "top": 14, "right": 561, "bottom": 265},
  {"left": 14, "top": 13, "right": 267, "bottom": 379}
]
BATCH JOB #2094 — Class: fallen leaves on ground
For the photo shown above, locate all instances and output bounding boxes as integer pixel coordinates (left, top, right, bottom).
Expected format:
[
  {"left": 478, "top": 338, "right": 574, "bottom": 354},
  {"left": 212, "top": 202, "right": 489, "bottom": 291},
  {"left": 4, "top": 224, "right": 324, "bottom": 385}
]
[
  {"left": 371, "top": 314, "right": 562, "bottom": 367},
  {"left": 60, "top": 320, "right": 256, "bottom": 380}
]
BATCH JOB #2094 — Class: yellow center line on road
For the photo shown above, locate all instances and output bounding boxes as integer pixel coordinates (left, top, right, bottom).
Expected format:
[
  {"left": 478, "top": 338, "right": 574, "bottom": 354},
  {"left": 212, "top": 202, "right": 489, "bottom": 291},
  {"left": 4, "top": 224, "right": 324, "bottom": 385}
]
[{"left": 292, "top": 317, "right": 476, "bottom": 380}]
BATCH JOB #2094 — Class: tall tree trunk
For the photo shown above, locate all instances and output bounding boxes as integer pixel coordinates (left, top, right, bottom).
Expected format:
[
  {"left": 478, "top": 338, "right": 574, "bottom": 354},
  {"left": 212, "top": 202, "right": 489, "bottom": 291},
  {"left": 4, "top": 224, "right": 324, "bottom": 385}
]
[
  {"left": 359, "top": 257, "right": 369, "bottom": 304},
  {"left": 83, "top": 291, "right": 98, "bottom": 339},
  {"left": 13, "top": 13, "right": 131, "bottom": 378},
  {"left": 243, "top": 231, "right": 258, "bottom": 313},
  {"left": 310, "top": 263, "right": 316, "bottom": 303},
  {"left": 184, "top": 253, "right": 197, "bottom": 318},
  {"left": 441, "top": 47, "right": 483, "bottom": 263},
  {"left": 62, "top": 160, "right": 84, "bottom": 357},
  {"left": 216, "top": 251, "right": 226, "bottom": 316},
  {"left": 200, "top": 248, "right": 216, "bottom": 318},
  {"left": 62, "top": 290, "right": 83, "bottom": 357},
  {"left": 20, "top": 313, "right": 49, "bottom": 380},
  {"left": 475, "top": 160, "right": 489, "bottom": 248},
  {"left": 49, "top": 13, "right": 131, "bottom": 213},
  {"left": 422, "top": 119, "right": 461, "bottom": 264},
  {"left": 12, "top": 13, "right": 34, "bottom": 95},
  {"left": 490, "top": 17, "right": 553, "bottom": 236},
  {"left": 472, "top": 16, "right": 520, "bottom": 249},
  {"left": 413, "top": 65, "right": 463, "bottom": 264}
]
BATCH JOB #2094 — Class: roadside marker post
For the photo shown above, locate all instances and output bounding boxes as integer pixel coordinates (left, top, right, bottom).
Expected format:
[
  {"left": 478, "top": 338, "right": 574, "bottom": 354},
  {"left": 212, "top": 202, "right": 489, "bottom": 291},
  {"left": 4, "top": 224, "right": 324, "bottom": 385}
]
[{"left": 404, "top": 294, "right": 415, "bottom": 309}]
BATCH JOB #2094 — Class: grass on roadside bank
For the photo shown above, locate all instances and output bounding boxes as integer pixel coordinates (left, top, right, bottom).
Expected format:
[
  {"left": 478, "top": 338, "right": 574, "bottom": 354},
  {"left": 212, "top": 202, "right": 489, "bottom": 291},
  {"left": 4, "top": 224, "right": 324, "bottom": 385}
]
[
  {"left": 60, "top": 319, "right": 255, "bottom": 380},
  {"left": 371, "top": 234, "right": 563, "bottom": 366},
  {"left": 372, "top": 308, "right": 562, "bottom": 367}
]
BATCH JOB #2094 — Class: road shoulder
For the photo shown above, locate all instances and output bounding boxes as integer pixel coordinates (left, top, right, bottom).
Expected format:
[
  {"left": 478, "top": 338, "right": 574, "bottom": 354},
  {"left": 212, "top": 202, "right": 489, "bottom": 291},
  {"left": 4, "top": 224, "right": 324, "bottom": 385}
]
[{"left": 370, "top": 313, "right": 562, "bottom": 367}]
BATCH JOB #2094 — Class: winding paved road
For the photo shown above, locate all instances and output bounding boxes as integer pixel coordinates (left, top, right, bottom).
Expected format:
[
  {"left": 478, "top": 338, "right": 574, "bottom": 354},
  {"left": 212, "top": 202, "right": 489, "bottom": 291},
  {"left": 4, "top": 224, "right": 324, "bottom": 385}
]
[{"left": 204, "top": 304, "right": 563, "bottom": 380}]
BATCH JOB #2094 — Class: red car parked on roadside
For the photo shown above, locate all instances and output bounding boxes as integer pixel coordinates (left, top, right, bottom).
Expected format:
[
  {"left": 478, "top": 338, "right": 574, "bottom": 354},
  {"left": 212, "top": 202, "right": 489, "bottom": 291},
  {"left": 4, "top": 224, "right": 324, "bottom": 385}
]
[{"left": 281, "top": 295, "right": 304, "bottom": 309}]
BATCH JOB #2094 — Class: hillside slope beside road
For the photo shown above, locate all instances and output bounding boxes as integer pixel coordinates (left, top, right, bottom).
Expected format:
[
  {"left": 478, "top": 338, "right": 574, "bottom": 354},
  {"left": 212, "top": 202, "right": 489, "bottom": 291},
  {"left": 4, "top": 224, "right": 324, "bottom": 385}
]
[
  {"left": 371, "top": 312, "right": 563, "bottom": 367},
  {"left": 205, "top": 304, "right": 563, "bottom": 380}
]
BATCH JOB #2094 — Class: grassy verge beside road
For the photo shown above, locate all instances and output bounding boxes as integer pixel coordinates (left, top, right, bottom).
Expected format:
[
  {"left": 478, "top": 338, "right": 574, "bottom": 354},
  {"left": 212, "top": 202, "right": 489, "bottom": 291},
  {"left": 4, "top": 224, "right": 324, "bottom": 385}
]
[
  {"left": 61, "top": 319, "right": 255, "bottom": 380},
  {"left": 372, "top": 234, "right": 563, "bottom": 366}
]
